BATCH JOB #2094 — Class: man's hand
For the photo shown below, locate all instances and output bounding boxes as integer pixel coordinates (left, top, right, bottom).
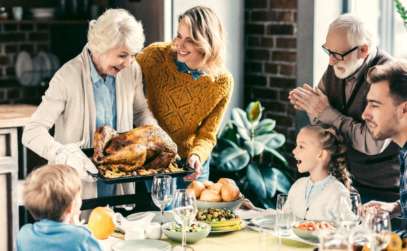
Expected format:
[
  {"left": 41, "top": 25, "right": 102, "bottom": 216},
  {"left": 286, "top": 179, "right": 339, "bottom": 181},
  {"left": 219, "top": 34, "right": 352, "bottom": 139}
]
[
  {"left": 184, "top": 154, "right": 202, "bottom": 181},
  {"left": 364, "top": 200, "right": 401, "bottom": 217},
  {"left": 288, "top": 84, "right": 330, "bottom": 119}
]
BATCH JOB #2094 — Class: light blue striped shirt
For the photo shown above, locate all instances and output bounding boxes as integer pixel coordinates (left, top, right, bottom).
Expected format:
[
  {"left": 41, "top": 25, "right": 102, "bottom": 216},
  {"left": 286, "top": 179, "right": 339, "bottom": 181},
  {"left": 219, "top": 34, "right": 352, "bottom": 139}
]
[{"left": 88, "top": 53, "right": 117, "bottom": 129}]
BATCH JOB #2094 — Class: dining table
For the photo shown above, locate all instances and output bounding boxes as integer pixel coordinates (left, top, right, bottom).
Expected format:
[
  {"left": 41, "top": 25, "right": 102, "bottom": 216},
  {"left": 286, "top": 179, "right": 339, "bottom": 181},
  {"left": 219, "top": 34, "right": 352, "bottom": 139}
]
[
  {"left": 100, "top": 229, "right": 316, "bottom": 251},
  {"left": 98, "top": 209, "right": 316, "bottom": 251}
]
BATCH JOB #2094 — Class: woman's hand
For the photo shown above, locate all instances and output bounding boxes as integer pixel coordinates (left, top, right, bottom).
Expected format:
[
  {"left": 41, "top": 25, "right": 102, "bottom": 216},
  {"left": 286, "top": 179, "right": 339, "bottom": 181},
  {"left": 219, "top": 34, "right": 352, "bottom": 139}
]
[{"left": 185, "top": 154, "right": 202, "bottom": 180}]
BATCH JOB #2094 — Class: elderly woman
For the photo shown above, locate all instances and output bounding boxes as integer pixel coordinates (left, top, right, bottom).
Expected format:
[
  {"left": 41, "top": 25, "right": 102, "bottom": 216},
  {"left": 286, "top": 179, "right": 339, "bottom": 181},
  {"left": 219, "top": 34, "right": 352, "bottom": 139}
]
[
  {"left": 137, "top": 6, "right": 233, "bottom": 183},
  {"left": 22, "top": 9, "right": 163, "bottom": 199}
]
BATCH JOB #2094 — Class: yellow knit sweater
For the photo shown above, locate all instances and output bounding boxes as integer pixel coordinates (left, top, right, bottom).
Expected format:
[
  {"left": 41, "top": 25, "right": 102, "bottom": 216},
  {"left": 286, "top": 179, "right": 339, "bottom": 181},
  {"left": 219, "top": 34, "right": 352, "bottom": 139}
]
[{"left": 136, "top": 42, "right": 233, "bottom": 162}]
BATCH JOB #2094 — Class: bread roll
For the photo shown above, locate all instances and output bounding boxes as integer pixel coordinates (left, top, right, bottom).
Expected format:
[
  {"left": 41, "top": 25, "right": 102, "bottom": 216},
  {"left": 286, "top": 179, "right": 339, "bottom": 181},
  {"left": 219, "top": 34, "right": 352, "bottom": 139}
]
[
  {"left": 199, "top": 189, "right": 222, "bottom": 202},
  {"left": 221, "top": 183, "right": 240, "bottom": 202},
  {"left": 203, "top": 180, "right": 214, "bottom": 188},
  {"left": 187, "top": 181, "right": 205, "bottom": 198},
  {"left": 209, "top": 183, "right": 223, "bottom": 193},
  {"left": 217, "top": 178, "right": 237, "bottom": 187}
]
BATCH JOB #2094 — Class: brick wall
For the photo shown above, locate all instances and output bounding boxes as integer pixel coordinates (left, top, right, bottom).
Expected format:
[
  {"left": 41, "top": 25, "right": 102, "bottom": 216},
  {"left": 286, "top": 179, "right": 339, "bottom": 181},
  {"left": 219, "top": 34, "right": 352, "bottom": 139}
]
[
  {"left": 0, "top": 21, "right": 50, "bottom": 104},
  {"left": 245, "top": 0, "right": 298, "bottom": 147}
]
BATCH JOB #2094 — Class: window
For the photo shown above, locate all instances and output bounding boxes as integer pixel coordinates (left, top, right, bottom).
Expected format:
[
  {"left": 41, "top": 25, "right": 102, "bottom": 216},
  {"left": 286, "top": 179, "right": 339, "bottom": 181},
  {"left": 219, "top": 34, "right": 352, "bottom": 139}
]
[{"left": 346, "top": 0, "right": 407, "bottom": 58}]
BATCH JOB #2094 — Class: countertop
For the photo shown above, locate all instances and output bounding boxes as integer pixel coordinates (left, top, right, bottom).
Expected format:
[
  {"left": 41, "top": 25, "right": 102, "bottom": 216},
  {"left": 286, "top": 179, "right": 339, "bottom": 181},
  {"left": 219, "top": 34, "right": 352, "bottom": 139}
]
[{"left": 0, "top": 105, "right": 36, "bottom": 128}]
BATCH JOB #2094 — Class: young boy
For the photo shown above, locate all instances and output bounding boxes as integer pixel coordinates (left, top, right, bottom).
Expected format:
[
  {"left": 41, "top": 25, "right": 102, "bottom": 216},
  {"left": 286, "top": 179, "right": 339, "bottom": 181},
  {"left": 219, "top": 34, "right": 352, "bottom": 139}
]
[{"left": 17, "top": 164, "right": 102, "bottom": 251}]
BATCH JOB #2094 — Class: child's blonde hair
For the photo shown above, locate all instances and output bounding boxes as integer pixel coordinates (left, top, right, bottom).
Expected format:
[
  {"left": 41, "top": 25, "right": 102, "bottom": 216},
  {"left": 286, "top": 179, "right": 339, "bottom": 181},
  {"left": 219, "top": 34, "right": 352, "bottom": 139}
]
[
  {"left": 23, "top": 164, "right": 82, "bottom": 221},
  {"left": 304, "top": 125, "right": 351, "bottom": 190}
]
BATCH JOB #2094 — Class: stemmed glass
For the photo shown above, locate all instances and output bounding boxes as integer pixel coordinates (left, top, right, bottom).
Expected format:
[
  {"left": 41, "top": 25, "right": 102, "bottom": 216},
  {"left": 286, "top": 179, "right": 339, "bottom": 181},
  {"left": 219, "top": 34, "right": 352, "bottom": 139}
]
[
  {"left": 151, "top": 174, "right": 175, "bottom": 225},
  {"left": 349, "top": 192, "right": 362, "bottom": 222},
  {"left": 172, "top": 189, "right": 197, "bottom": 251},
  {"left": 367, "top": 210, "right": 392, "bottom": 251}
]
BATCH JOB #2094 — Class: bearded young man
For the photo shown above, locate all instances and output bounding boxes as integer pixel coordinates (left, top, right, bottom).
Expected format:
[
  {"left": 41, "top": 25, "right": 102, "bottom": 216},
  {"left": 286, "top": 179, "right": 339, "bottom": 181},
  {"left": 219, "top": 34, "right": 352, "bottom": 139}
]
[
  {"left": 289, "top": 14, "right": 400, "bottom": 202},
  {"left": 362, "top": 61, "right": 407, "bottom": 219}
]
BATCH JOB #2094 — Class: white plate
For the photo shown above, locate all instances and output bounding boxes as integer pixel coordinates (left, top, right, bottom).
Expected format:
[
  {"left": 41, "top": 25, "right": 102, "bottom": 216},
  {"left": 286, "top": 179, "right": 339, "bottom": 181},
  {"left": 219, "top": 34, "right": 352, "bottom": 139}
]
[
  {"left": 37, "top": 51, "right": 53, "bottom": 78},
  {"left": 15, "top": 51, "right": 33, "bottom": 86},
  {"left": 210, "top": 220, "right": 246, "bottom": 234},
  {"left": 248, "top": 216, "right": 317, "bottom": 246},
  {"left": 31, "top": 55, "right": 42, "bottom": 86},
  {"left": 127, "top": 211, "right": 173, "bottom": 224},
  {"left": 112, "top": 239, "right": 171, "bottom": 251},
  {"left": 48, "top": 52, "right": 60, "bottom": 72}
]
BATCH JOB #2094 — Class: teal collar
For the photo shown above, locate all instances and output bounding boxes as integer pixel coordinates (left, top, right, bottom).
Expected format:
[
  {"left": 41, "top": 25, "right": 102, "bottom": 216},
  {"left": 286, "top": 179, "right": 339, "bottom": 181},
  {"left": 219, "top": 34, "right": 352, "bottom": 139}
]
[{"left": 175, "top": 60, "right": 203, "bottom": 80}]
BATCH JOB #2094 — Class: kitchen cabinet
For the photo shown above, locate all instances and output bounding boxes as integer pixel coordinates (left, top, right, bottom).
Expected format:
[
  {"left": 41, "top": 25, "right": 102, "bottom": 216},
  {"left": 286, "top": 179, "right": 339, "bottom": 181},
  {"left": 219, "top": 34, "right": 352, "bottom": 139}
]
[{"left": 0, "top": 105, "right": 36, "bottom": 251}]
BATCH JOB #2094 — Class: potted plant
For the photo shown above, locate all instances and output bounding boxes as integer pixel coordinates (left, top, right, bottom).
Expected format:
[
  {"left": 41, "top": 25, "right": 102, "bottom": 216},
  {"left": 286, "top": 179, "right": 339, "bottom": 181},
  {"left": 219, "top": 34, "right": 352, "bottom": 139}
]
[
  {"left": 210, "top": 101, "right": 293, "bottom": 208},
  {"left": 395, "top": 0, "right": 407, "bottom": 27}
]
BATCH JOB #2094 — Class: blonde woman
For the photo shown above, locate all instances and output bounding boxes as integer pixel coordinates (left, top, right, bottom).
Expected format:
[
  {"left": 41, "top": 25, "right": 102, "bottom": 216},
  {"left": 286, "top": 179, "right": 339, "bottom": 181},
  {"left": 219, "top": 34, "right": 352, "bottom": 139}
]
[
  {"left": 137, "top": 6, "right": 233, "bottom": 183},
  {"left": 22, "top": 9, "right": 167, "bottom": 199}
]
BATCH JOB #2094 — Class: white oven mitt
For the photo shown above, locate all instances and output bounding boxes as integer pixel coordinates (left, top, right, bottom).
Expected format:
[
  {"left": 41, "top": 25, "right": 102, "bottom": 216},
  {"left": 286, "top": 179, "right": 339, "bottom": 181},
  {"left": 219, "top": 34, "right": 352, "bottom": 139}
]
[{"left": 54, "top": 143, "right": 98, "bottom": 183}]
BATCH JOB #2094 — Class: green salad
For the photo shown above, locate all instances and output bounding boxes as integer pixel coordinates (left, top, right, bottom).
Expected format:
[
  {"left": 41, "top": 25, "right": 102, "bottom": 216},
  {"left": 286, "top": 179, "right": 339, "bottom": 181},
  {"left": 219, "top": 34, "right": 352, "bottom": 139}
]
[{"left": 167, "top": 222, "right": 207, "bottom": 233}]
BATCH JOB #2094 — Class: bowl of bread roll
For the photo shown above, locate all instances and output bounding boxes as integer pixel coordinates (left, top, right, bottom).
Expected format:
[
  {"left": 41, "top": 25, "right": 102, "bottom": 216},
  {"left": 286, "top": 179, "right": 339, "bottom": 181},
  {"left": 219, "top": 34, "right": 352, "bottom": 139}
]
[{"left": 187, "top": 178, "right": 244, "bottom": 210}]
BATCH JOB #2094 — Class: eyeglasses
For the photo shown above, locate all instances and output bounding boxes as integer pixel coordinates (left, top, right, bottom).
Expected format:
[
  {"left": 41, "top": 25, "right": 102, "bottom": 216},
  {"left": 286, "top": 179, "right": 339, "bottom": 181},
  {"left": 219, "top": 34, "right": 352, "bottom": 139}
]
[{"left": 321, "top": 45, "right": 359, "bottom": 61}]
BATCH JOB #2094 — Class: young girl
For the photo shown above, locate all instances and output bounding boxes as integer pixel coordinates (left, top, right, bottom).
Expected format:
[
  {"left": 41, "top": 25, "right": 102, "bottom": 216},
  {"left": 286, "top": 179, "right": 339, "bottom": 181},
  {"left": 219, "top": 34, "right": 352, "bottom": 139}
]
[{"left": 284, "top": 125, "right": 351, "bottom": 221}]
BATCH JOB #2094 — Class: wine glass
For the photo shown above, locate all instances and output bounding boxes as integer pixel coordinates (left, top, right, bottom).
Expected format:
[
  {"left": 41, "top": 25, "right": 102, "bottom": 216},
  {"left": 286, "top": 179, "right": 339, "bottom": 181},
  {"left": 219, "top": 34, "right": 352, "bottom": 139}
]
[
  {"left": 349, "top": 192, "right": 362, "bottom": 221},
  {"left": 367, "top": 210, "right": 392, "bottom": 251},
  {"left": 172, "top": 189, "right": 197, "bottom": 251},
  {"left": 151, "top": 174, "right": 174, "bottom": 224}
]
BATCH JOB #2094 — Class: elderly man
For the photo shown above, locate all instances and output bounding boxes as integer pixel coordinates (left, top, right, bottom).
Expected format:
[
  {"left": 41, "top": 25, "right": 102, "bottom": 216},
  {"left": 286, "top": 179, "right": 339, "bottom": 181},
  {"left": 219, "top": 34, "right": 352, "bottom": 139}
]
[
  {"left": 361, "top": 61, "right": 407, "bottom": 227},
  {"left": 289, "top": 14, "right": 400, "bottom": 202}
]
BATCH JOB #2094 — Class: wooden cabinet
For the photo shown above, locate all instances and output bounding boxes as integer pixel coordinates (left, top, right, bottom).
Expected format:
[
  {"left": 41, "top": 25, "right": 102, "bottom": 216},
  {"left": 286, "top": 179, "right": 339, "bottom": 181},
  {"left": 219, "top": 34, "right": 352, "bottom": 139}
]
[
  {"left": 0, "top": 105, "right": 36, "bottom": 251},
  {"left": 0, "top": 128, "right": 18, "bottom": 251}
]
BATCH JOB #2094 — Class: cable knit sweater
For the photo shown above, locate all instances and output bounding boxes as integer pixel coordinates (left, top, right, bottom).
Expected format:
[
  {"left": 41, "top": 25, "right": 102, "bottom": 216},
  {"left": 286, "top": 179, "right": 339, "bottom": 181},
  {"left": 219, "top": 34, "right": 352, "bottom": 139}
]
[{"left": 136, "top": 42, "right": 233, "bottom": 162}]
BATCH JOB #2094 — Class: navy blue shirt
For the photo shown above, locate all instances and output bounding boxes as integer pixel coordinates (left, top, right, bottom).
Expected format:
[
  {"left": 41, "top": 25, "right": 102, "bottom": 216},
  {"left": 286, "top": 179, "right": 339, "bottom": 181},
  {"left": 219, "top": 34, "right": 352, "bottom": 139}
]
[{"left": 400, "top": 142, "right": 407, "bottom": 218}]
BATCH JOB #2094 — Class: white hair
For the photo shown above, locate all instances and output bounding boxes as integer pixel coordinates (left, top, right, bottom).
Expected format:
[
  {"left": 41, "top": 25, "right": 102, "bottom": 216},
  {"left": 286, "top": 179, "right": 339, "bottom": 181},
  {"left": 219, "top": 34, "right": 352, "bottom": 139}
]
[
  {"left": 87, "top": 9, "right": 145, "bottom": 55},
  {"left": 329, "top": 14, "right": 376, "bottom": 47}
]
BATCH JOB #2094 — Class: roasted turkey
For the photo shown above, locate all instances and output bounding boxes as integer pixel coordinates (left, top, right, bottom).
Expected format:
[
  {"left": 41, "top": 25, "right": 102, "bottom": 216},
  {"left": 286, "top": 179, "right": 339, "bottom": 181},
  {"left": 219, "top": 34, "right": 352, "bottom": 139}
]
[{"left": 92, "top": 125, "right": 178, "bottom": 172}]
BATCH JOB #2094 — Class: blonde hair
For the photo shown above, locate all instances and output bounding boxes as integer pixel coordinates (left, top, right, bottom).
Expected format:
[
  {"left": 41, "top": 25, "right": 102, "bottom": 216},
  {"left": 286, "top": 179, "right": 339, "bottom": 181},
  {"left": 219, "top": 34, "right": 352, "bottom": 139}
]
[
  {"left": 23, "top": 165, "right": 82, "bottom": 221},
  {"left": 174, "top": 6, "right": 226, "bottom": 75},
  {"left": 329, "top": 14, "right": 375, "bottom": 47},
  {"left": 304, "top": 125, "right": 351, "bottom": 190},
  {"left": 87, "top": 9, "right": 145, "bottom": 55}
]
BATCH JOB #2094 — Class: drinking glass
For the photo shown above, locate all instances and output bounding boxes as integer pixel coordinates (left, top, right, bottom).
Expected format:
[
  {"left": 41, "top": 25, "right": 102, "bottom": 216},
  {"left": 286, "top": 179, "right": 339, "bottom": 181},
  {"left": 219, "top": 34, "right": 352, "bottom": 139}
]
[
  {"left": 151, "top": 174, "right": 174, "bottom": 224},
  {"left": 275, "top": 194, "right": 293, "bottom": 238},
  {"left": 367, "top": 210, "right": 392, "bottom": 251},
  {"left": 172, "top": 189, "right": 197, "bottom": 251},
  {"left": 276, "top": 193, "right": 288, "bottom": 211},
  {"left": 349, "top": 226, "right": 371, "bottom": 251},
  {"left": 318, "top": 229, "right": 349, "bottom": 251}
]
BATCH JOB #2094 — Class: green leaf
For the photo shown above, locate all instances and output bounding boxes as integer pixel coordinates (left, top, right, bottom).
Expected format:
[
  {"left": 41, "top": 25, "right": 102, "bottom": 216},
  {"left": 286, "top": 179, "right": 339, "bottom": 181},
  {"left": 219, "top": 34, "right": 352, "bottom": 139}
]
[
  {"left": 243, "top": 140, "right": 265, "bottom": 157},
  {"left": 216, "top": 145, "right": 250, "bottom": 172},
  {"left": 264, "top": 147, "right": 288, "bottom": 167},
  {"left": 254, "top": 118, "right": 276, "bottom": 136},
  {"left": 219, "top": 122, "right": 238, "bottom": 143},
  {"left": 271, "top": 168, "right": 291, "bottom": 194},
  {"left": 246, "top": 163, "right": 267, "bottom": 199},
  {"left": 260, "top": 167, "right": 277, "bottom": 198},
  {"left": 231, "top": 108, "right": 251, "bottom": 129},
  {"left": 246, "top": 101, "right": 263, "bottom": 122},
  {"left": 263, "top": 133, "right": 286, "bottom": 149},
  {"left": 237, "top": 127, "right": 251, "bottom": 141}
]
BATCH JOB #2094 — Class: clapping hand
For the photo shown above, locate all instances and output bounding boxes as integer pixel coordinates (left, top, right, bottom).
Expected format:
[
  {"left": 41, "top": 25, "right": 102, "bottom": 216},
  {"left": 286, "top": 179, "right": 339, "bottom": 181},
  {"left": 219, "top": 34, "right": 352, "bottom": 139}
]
[{"left": 288, "top": 83, "right": 330, "bottom": 119}]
